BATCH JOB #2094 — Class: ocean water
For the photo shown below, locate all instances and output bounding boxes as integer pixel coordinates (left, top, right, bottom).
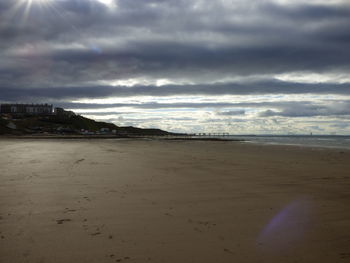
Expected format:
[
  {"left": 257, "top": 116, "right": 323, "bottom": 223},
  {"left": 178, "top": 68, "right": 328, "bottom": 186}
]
[{"left": 222, "top": 135, "right": 350, "bottom": 150}]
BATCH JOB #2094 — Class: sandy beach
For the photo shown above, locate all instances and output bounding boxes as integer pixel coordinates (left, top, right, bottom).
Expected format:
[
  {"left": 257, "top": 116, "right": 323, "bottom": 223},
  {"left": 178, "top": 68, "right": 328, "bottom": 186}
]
[{"left": 1, "top": 139, "right": 350, "bottom": 263}]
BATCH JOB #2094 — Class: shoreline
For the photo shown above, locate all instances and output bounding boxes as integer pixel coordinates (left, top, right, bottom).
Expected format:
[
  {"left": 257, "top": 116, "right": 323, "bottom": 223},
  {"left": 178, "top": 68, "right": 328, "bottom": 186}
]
[
  {"left": 2, "top": 135, "right": 350, "bottom": 151},
  {"left": 0, "top": 134, "right": 244, "bottom": 142}
]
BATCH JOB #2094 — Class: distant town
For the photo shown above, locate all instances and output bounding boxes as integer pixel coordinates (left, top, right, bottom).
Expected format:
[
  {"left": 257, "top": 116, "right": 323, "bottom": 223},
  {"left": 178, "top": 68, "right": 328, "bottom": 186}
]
[
  {"left": 0, "top": 103, "right": 173, "bottom": 136},
  {"left": 0, "top": 103, "right": 74, "bottom": 117}
]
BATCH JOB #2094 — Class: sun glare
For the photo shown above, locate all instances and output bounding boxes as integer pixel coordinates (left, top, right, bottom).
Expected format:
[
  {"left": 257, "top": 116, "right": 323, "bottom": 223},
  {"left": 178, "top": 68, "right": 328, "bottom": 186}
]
[
  {"left": 8, "top": 0, "right": 54, "bottom": 25},
  {"left": 21, "top": 0, "right": 52, "bottom": 6},
  {"left": 96, "top": 0, "right": 117, "bottom": 8},
  {"left": 19, "top": 0, "right": 117, "bottom": 10}
]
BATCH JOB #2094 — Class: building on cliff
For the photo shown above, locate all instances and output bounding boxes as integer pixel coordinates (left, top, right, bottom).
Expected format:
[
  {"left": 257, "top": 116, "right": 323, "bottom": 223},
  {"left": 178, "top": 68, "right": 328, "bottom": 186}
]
[
  {"left": 53, "top": 107, "right": 75, "bottom": 117},
  {"left": 0, "top": 103, "right": 53, "bottom": 115}
]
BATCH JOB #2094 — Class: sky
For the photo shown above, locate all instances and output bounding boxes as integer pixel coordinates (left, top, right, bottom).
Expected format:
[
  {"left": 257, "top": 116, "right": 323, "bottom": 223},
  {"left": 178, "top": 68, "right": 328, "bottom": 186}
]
[{"left": 1, "top": 0, "right": 350, "bottom": 134}]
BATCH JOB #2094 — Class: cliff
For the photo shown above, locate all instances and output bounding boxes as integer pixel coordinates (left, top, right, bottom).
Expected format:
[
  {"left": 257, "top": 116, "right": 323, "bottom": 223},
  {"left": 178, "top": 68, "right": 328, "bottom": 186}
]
[{"left": 0, "top": 114, "right": 173, "bottom": 136}]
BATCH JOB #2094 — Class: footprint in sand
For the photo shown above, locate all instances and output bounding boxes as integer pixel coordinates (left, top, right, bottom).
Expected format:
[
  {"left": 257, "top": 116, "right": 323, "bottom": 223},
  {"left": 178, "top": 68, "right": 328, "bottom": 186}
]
[
  {"left": 223, "top": 248, "right": 234, "bottom": 254},
  {"left": 83, "top": 224, "right": 105, "bottom": 237},
  {"left": 56, "top": 219, "right": 71, "bottom": 224},
  {"left": 64, "top": 208, "right": 77, "bottom": 213},
  {"left": 115, "top": 257, "right": 130, "bottom": 262},
  {"left": 188, "top": 219, "right": 216, "bottom": 228},
  {"left": 340, "top": 253, "right": 350, "bottom": 259}
]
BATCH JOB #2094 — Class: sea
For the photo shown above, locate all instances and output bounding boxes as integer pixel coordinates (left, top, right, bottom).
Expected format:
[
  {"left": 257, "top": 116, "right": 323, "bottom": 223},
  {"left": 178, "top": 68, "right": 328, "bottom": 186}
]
[{"left": 212, "top": 135, "right": 350, "bottom": 150}]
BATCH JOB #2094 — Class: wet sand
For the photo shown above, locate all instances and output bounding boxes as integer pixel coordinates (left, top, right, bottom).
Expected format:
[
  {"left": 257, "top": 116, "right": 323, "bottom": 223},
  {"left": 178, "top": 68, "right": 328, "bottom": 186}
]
[{"left": 1, "top": 139, "right": 350, "bottom": 263}]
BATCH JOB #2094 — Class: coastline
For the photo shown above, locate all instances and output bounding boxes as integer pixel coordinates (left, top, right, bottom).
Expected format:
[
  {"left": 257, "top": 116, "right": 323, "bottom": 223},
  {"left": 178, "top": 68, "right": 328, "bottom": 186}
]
[
  {"left": 1, "top": 139, "right": 350, "bottom": 263},
  {"left": 0, "top": 134, "right": 244, "bottom": 142},
  {"left": 2, "top": 134, "right": 350, "bottom": 151}
]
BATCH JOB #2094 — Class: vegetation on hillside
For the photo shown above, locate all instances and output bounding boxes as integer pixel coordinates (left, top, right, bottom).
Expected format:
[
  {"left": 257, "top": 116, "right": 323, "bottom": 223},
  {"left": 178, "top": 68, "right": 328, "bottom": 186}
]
[
  {"left": 0, "top": 114, "right": 172, "bottom": 136},
  {"left": 0, "top": 117, "right": 10, "bottom": 134}
]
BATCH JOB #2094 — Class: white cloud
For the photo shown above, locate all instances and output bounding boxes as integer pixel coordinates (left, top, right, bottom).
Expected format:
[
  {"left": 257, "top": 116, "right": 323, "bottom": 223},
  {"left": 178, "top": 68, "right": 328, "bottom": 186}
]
[{"left": 274, "top": 71, "right": 350, "bottom": 84}]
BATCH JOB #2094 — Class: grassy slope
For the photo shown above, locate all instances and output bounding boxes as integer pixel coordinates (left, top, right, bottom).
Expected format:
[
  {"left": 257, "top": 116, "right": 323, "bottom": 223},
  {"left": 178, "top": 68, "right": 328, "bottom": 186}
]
[
  {"left": 0, "top": 117, "right": 10, "bottom": 134},
  {"left": 45, "top": 115, "right": 118, "bottom": 131},
  {"left": 1, "top": 114, "right": 172, "bottom": 136}
]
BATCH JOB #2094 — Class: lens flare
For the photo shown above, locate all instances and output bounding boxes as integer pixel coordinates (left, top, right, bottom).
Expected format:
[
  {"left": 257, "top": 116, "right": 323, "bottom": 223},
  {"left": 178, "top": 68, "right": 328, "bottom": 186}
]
[{"left": 256, "top": 198, "right": 313, "bottom": 252}]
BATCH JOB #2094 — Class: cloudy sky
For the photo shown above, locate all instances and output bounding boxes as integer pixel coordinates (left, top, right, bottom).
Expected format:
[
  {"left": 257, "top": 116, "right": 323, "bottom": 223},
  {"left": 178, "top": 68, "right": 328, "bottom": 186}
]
[{"left": 1, "top": 0, "right": 350, "bottom": 134}]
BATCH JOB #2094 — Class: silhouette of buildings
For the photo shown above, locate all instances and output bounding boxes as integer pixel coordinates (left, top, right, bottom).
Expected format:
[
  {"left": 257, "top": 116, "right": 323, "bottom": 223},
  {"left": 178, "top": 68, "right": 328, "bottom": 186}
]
[{"left": 0, "top": 103, "right": 53, "bottom": 115}]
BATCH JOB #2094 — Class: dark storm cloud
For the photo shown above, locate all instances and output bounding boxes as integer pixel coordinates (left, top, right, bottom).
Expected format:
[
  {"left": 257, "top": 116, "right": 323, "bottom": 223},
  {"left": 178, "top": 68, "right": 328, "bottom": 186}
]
[
  {"left": 56, "top": 101, "right": 294, "bottom": 110},
  {"left": 1, "top": 0, "right": 350, "bottom": 92},
  {"left": 47, "top": 41, "right": 349, "bottom": 78},
  {"left": 1, "top": 80, "right": 350, "bottom": 102},
  {"left": 55, "top": 100, "right": 320, "bottom": 110},
  {"left": 261, "top": 2, "right": 350, "bottom": 20}
]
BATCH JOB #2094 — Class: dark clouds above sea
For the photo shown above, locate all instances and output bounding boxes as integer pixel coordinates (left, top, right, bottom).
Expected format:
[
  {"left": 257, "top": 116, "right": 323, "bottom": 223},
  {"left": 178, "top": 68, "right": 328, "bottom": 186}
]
[{"left": 1, "top": 0, "right": 350, "bottom": 133}]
